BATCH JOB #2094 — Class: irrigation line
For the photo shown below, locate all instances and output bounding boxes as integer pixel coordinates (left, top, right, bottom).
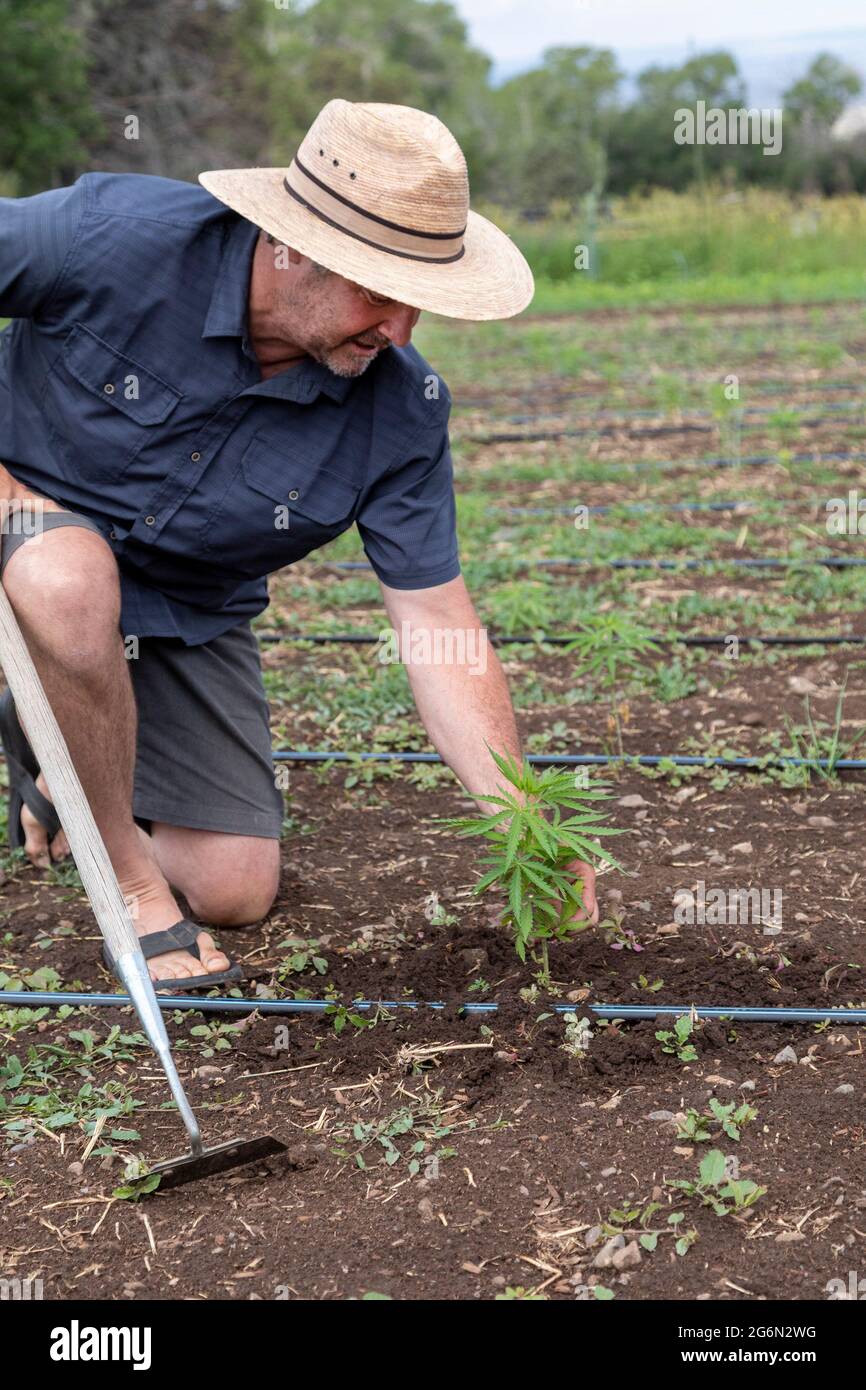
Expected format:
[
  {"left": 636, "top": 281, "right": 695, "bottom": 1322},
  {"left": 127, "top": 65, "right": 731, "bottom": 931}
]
[
  {"left": 461, "top": 452, "right": 866, "bottom": 474},
  {"left": 257, "top": 631, "right": 866, "bottom": 648},
  {"left": 4, "top": 991, "right": 866, "bottom": 1025},
  {"left": 465, "top": 418, "right": 847, "bottom": 446},
  {"left": 497, "top": 401, "right": 864, "bottom": 426},
  {"left": 503, "top": 499, "right": 758, "bottom": 517},
  {"left": 272, "top": 750, "right": 866, "bottom": 770}
]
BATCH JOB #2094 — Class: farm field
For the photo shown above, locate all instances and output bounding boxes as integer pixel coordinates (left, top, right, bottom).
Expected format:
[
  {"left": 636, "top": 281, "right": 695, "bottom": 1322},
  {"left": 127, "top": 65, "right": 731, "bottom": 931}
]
[{"left": 2, "top": 294, "right": 866, "bottom": 1304}]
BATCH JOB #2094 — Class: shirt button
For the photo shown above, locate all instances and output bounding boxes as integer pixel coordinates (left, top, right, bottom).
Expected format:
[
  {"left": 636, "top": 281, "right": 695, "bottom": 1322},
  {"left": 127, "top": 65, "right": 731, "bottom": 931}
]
[
  {"left": 103, "top": 383, "right": 115, "bottom": 395},
  {"left": 144, "top": 515, "right": 156, "bottom": 526},
  {"left": 288, "top": 489, "right": 299, "bottom": 500},
  {"left": 190, "top": 451, "right": 201, "bottom": 462}
]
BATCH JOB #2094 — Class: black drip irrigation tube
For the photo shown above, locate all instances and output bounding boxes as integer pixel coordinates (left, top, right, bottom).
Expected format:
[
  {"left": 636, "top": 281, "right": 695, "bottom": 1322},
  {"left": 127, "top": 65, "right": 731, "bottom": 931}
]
[
  {"left": 272, "top": 750, "right": 866, "bottom": 771},
  {"left": 4, "top": 992, "right": 866, "bottom": 1025},
  {"left": 464, "top": 417, "right": 850, "bottom": 446},
  {"left": 258, "top": 631, "right": 866, "bottom": 648},
  {"left": 503, "top": 498, "right": 758, "bottom": 517},
  {"left": 328, "top": 556, "right": 866, "bottom": 572}
]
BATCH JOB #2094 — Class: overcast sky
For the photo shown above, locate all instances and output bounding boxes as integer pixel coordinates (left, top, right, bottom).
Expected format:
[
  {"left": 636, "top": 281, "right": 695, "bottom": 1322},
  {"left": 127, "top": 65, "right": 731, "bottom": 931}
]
[{"left": 456, "top": 0, "right": 865, "bottom": 66}]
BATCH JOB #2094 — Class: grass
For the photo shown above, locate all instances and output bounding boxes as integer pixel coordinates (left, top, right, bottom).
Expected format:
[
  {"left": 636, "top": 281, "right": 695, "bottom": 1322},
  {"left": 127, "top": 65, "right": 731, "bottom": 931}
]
[{"left": 471, "top": 187, "right": 866, "bottom": 310}]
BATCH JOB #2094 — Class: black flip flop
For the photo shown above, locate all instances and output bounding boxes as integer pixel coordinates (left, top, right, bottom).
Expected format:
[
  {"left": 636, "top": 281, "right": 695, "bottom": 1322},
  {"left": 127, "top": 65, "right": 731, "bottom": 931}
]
[
  {"left": 104, "top": 917, "right": 244, "bottom": 993},
  {"left": 0, "top": 689, "right": 62, "bottom": 848}
]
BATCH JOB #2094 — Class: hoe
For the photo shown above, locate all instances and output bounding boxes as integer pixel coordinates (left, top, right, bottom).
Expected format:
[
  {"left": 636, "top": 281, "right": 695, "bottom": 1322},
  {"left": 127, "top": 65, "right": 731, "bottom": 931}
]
[{"left": 0, "top": 578, "right": 285, "bottom": 1189}]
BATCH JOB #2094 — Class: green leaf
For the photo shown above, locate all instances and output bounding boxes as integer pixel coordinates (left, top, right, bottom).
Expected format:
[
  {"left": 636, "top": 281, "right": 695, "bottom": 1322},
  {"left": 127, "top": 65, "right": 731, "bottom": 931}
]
[{"left": 699, "top": 1149, "right": 727, "bottom": 1188}]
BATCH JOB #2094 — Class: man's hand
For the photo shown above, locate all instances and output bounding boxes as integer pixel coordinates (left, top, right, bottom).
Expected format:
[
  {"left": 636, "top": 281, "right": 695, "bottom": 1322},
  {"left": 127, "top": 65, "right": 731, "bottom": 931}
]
[{"left": 565, "top": 859, "right": 599, "bottom": 924}]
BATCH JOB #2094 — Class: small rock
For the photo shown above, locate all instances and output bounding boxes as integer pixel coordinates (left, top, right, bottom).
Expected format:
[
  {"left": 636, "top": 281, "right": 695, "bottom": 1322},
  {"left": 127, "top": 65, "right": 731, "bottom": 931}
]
[
  {"left": 618, "top": 794, "right": 650, "bottom": 808},
  {"left": 610, "top": 1239, "right": 642, "bottom": 1271},
  {"left": 705, "top": 1075, "right": 735, "bottom": 1087},
  {"left": 669, "top": 843, "right": 693, "bottom": 857},
  {"left": 773, "top": 1045, "right": 798, "bottom": 1065},
  {"left": 775, "top": 1230, "right": 806, "bottom": 1243},
  {"left": 731, "top": 841, "right": 754, "bottom": 856},
  {"left": 600, "top": 1165, "right": 617, "bottom": 1177},
  {"left": 67, "top": 1161, "right": 84, "bottom": 1179},
  {"left": 740, "top": 1080, "right": 756, "bottom": 1091},
  {"left": 788, "top": 675, "right": 820, "bottom": 695},
  {"left": 567, "top": 988, "right": 590, "bottom": 1003},
  {"left": 194, "top": 1065, "right": 225, "bottom": 1080},
  {"left": 673, "top": 1146, "right": 694, "bottom": 1157},
  {"left": 417, "top": 1198, "right": 436, "bottom": 1223},
  {"left": 834, "top": 1084, "right": 855, "bottom": 1094},
  {"left": 672, "top": 785, "right": 698, "bottom": 804},
  {"left": 807, "top": 816, "right": 836, "bottom": 829},
  {"left": 593, "top": 1234, "right": 625, "bottom": 1268},
  {"left": 740, "top": 711, "right": 763, "bottom": 726},
  {"left": 605, "top": 888, "right": 623, "bottom": 903},
  {"left": 646, "top": 1110, "right": 676, "bottom": 1122},
  {"left": 584, "top": 1224, "right": 603, "bottom": 1248},
  {"left": 459, "top": 948, "right": 489, "bottom": 971}
]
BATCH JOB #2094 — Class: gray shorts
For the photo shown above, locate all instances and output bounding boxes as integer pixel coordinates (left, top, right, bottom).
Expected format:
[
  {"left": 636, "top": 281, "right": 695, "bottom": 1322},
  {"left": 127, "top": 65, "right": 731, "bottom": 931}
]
[{"left": 0, "top": 512, "right": 283, "bottom": 839}]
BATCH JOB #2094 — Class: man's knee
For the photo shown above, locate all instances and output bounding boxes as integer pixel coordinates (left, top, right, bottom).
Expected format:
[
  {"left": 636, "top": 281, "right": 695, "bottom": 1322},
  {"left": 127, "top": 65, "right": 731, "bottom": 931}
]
[
  {"left": 4, "top": 528, "right": 121, "bottom": 667},
  {"left": 168, "top": 835, "right": 281, "bottom": 927}
]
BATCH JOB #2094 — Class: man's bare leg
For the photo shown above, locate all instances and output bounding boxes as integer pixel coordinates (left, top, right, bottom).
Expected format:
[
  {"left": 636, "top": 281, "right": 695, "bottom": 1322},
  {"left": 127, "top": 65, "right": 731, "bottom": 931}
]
[{"left": 3, "top": 524, "right": 232, "bottom": 983}]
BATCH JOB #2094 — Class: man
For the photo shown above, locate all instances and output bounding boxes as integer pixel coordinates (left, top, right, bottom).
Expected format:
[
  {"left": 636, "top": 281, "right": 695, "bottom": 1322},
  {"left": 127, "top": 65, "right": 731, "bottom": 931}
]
[{"left": 0, "top": 98, "right": 597, "bottom": 988}]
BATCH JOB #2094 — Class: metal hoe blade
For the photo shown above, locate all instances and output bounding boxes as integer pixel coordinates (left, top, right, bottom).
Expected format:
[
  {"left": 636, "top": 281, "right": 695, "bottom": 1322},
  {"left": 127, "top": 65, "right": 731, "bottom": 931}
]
[{"left": 148, "top": 1134, "right": 287, "bottom": 1191}]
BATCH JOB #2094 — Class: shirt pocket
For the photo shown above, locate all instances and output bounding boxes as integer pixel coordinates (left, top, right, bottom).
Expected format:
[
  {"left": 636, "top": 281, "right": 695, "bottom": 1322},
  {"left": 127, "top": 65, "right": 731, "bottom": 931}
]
[
  {"left": 199, "top": 432, "right": 361, "bottom": 578},
  {"left": 41, "top": 323, "right": 183, "bottom": 481}
]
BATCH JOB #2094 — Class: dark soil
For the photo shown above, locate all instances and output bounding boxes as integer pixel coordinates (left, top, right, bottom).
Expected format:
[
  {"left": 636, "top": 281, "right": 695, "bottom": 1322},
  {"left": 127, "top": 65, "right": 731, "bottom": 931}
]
[{"left": 2, "top": 766, "right": 865, "bottom": 1302}]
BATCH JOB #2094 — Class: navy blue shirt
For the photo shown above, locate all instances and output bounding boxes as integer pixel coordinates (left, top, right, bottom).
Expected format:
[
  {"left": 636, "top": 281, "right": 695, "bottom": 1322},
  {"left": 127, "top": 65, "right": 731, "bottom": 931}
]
[{"left": 0, "top": 174, "right": 460, "bottom": 644}]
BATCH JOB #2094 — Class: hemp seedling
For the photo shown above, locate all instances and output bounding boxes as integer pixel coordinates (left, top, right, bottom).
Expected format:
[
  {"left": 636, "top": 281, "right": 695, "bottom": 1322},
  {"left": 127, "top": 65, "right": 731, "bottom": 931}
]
[
  {"left": 563, "top": 614, "right": 660, "bottom": 757},
  {"left": 440, "top": 749, "right": 622, "bottom": 985}
]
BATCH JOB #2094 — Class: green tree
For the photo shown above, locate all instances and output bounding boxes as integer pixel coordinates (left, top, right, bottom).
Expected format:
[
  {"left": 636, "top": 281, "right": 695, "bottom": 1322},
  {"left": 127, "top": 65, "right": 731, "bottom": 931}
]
[
  {"left": 266, "top": 0, "right": 496, "bottom": 188},
  {"left": 0, "top": 0, "right": 98, "bottom": 191},
  {"left": 609, "top": 51, "right": 746, "bottom": 192},
  {"left": 783, "top": 52, "right": 862, "bottom": 133},
  {"left": 491, "top": 46, "right": 622, "bottom": 208}
]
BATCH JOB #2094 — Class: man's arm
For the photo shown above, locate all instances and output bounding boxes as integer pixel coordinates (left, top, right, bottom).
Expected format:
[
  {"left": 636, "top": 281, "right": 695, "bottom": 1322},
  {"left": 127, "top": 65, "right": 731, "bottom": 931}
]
[
  {"left": 380, "top": 574, "right": 519, "bottom": 815},
  {"left": 379, "top": 574, "right": 598, "bottom": 920},
  {"left": 0, "top": 181, "right": 84, "bottom": 319}
]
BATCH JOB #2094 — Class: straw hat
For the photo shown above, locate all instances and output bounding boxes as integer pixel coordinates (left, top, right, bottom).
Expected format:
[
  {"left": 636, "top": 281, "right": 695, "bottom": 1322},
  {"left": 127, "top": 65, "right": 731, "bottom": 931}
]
[{"left": 199, "top": 98, "right": 534, "bottom": 321}]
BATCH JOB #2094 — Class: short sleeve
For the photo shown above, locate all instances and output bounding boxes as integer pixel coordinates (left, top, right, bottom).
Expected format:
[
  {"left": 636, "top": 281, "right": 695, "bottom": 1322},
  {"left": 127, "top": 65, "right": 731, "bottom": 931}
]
[
  {"left": 0, "top": 180, "right": 86, "bottom": 319},
  {"left": 356, "top": 422, "right": 461, "bottom": 590}
]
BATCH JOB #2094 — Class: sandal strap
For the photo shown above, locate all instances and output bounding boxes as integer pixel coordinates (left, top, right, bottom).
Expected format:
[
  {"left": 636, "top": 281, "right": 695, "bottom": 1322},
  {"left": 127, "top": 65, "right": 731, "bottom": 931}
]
[
  {"left": 18, "top": 768, "right": 62, "bottom": 840},
  {"left": 138, "top": 919, "right": 202, "bottom": 962}
]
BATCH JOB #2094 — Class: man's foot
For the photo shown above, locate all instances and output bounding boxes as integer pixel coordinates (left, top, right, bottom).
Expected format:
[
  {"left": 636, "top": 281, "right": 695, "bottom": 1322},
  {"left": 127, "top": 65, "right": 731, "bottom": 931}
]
[
  {"left": 20, "top": 774, "right": 232, "bottom": 984},
  {"left": 124, "top": 829, "right": 233, "bottom": 984}
]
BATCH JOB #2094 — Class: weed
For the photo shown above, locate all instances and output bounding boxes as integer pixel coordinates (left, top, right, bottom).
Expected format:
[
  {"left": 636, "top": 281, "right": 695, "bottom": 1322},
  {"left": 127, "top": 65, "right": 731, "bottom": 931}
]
[
  {"left": 656, "top": 1014, "right": 699, "bottom": 1062},
  {"left": 562, "top": 1012, "right": 593, "bottom": 1059},
  {"left": 275, "top": 937, "right": 329, "bottom": 979},
  {"left": 324, "top": 1003, "right": 372, "bottom": 1035},
  {"left": 667, "top": 1148, "right": 766, "bottom": 1214},
  {"left": 675, "top": 1101, "right": 757, "bottom": 1144}
]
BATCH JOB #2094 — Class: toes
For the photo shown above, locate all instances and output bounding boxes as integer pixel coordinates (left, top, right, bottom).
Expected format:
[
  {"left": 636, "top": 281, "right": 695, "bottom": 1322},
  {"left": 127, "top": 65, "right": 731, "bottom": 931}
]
[
  {"left": 50, "top": 829, "right": 70, "bottom": 862},
  {"left": 21, "top": 806, "right": 51, "bottom": 869},
  {"left": 196, "top": 932, "right": 231, "bottom": 975}
]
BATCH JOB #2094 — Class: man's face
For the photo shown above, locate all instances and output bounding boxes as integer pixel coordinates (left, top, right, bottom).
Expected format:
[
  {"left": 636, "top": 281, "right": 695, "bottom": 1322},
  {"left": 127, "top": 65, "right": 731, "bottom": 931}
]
[{"left": 263, "top": 246, "right": 422, "bottom": 378}]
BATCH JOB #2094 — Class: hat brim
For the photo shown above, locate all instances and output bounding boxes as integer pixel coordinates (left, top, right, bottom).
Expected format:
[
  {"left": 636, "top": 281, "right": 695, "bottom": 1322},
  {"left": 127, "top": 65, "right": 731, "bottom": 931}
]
[{"left": 198, "top": 168, "right": 535, "bottom": 321}]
